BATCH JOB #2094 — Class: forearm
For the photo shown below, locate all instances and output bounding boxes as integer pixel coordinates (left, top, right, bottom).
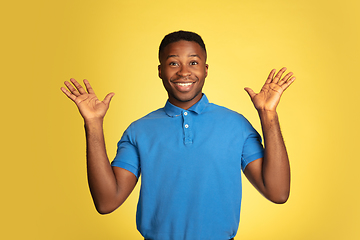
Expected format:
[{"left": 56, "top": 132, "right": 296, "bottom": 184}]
[
  {"left": 259, "top": 110, "right": 290, "bottom": 203},
  {"left": 85, "top": 119, "right": 119, "bottom": 213}
]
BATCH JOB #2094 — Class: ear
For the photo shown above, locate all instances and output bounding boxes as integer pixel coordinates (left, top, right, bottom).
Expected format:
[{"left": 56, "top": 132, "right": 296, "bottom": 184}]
[
  {"left": 205, "top": 64, "right": 209, "bottom": 78},
  {"left": 158, "top": 65, "right": 162, "bottom": 78}
]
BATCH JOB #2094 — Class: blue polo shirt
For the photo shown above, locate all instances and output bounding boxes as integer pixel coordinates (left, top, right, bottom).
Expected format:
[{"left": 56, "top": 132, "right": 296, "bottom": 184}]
[{"left": 111, "top": 94, "right": 264, "bottom": 240}]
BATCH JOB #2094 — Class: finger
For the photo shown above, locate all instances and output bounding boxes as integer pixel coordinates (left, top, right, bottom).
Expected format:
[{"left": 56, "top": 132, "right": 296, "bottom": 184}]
[
  {"left": 266, "top": 69, "right": 276, "bottom": 84},
  {"left": 273, "top": 67, "right": 287, "bottom": 83},
  {"left": 278, "top": 72, "right": 293, "bottom": 85},
  {"left": 64, "top": 80, "right": 81, "bottom": 97},
  {"left": 60, "top": 87, "right": 77, "bottom": 102},
  {"left": 83, "top": 79, "right": 95, "bottom": 94},
  {"left": 103, "top": 92, "right": 115, "bottom": 105},
  {"left": 281, "top": 77, "right": 296, "bottom": 91},
  {"left": 244, "top": 87, "right": 256, "bottom": 99},
  {"left": 70, "top": 78, "right": 87, "bottom": 94}
]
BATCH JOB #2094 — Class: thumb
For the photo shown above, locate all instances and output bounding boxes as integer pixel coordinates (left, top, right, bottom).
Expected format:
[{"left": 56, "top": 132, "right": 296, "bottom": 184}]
[
  {"left": 244, "top": 87, "right": 256, "bottom": 99},
  {"left": 103, "top": 92, "right": 115, "bottom": 105}
]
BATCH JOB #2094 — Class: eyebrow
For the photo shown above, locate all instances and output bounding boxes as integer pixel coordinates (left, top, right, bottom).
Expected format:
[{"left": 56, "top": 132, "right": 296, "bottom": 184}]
[{"left": 166, "top": 54, "right": 202, "bottom": 60}]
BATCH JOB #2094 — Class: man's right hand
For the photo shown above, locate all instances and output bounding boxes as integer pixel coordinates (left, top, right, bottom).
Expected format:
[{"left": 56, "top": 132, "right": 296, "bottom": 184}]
[
  {"left": 61, "top": 79, "right": 137, "bottom": 214},
  {"left": 61, "top": 78, "right": 115, "bottom": 121}
]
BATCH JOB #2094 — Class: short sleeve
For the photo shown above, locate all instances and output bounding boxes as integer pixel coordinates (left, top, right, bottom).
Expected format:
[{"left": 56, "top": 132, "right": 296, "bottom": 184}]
[
  {"left": 111, "top": 126, "right": 141, "bottom": 178},
  {"left": 240, "top": 124, "right": 264, "bottom": 171}
]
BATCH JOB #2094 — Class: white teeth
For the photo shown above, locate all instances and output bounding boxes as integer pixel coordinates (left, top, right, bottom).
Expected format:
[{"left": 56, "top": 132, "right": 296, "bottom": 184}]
[{"left": 176, "top": 83, "right": 193, "bottom": 86}]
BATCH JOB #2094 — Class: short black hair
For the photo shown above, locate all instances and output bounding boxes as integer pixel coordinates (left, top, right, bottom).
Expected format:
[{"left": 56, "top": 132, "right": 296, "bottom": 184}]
[{"left": 158, "top": 30, "right": 206, "bottom": 61}]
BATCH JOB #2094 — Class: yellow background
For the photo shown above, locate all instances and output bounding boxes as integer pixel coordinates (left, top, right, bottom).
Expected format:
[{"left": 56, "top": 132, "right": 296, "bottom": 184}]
[{"left": 1, "top": 0, "right": 359, "bottom": 239}]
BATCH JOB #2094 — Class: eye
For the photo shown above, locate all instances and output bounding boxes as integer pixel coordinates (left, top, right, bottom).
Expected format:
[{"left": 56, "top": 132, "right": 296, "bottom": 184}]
[
  {"left": 190, "top": 61, "right": 198, "bottom": 65},
  {"left": 169, "top": 62, "right": 179, "bottom": 66}
]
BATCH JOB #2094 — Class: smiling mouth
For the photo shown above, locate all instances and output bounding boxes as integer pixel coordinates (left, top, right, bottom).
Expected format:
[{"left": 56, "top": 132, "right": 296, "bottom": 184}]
[
  {"left": 175, "top": 82, "right": 193, "bottom": 87},
  {"left": 172, "top": 81, "right": 195, "bottom": 92}
]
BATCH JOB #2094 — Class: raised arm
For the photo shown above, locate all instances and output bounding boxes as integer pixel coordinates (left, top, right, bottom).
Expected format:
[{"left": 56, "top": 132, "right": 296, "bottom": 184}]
[
  {"left": 243, "top": 68, "right": 295, "bottom": 204},
  {"left": 61, "top": 79, "right": 137, "bottom": 214}
]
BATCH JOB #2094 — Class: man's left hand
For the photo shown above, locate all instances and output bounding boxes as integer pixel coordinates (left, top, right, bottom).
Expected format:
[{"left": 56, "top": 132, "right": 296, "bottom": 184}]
[{"left": 244, "top": 67, "right": 295, "bottom": 112}]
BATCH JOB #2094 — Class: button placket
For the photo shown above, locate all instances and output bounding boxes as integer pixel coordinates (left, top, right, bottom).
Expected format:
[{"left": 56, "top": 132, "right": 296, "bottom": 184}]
[{"left": 182, "top": 111, "right": 192, "bottom": 145}]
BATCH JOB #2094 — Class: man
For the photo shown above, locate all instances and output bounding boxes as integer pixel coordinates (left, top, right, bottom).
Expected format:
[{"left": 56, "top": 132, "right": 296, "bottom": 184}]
[{"left": 61, "top": 30, "right": 295, "bottom": 240}]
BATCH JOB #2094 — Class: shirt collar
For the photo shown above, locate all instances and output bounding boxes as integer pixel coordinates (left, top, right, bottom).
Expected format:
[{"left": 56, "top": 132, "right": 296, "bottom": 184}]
[{"left": 164, "top": 94, "right": 209, "bottom": 117}]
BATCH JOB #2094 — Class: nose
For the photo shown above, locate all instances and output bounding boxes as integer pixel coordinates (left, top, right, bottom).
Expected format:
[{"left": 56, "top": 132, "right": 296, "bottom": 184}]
[{"left": 177, "top": 64, "right": 191, "bottom": 78}]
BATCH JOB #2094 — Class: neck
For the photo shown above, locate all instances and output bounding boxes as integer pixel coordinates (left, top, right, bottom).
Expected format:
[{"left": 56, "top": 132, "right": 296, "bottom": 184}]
[{"left": 168, "top": 93, "right": 203, "bottom": 110}]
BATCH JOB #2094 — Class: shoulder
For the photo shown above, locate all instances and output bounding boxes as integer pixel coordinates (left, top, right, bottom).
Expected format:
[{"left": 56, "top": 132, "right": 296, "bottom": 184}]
[
  {"left": 138, "top": 107, "right": 166, "bottom": 120},
  {"left": 119, "top": 107, "right": 166, "bottom": 142},
  {"left": 126, "top": 107, "right": 167, "bottom": 131},
  {"left": 204, "top": 102, "right": 258, "bottom": 134},
  {"left": 206, "top": 102, "right": 248, "bottom": 121}
]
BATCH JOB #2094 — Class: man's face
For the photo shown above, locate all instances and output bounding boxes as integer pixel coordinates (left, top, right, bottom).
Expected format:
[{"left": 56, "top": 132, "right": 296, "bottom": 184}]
[{"left": 158, "top": 40, "right": 208, "bottom": 110}]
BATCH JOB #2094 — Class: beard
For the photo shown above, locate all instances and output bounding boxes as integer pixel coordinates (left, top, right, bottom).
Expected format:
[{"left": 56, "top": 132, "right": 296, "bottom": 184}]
[
  {"left": 170, "top": 75, "right": 198, "bottom": 83},
  {"left": 170, "top": 88, "right": 202, "bottom": 102}
]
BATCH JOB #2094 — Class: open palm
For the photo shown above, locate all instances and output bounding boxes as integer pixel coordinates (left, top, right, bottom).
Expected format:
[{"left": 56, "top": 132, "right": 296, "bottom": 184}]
[
  {"left": 61, "top": 78, "right": 115, "bottom": 121},
  {"left": 244, "top": 68, "right": 295, "bottom": 112}
]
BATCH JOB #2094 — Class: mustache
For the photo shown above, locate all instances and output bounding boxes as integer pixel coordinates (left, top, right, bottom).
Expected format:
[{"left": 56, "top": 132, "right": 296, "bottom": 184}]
[{"left": 170, "top": 76, "right": 198, "bottom": 82}]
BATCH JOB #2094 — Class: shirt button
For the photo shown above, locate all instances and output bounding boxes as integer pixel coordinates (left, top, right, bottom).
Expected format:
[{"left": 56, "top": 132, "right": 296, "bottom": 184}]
[
  {"left": 184, "top": 112, "right": 188, "bottom": 116},
  {"left": 185, "top": 124, "right": 189, "bottom": 128}
]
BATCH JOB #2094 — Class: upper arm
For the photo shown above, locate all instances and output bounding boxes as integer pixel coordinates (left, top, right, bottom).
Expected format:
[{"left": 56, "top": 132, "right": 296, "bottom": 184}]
[
  {"left": 96, "top": 166, "right": 138, "bottom": 214},
  {"left": 112, "top": 125, "right": 140, "bottom": 200},
  {"left": 243, "top": 157, "right": 266, "bottom": 196},
  {"left": 243, "top": 157, "right": 290, "bottom": 204},
  {"left": 112, "top": 166, "right": 138, "bottom": 204}
]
